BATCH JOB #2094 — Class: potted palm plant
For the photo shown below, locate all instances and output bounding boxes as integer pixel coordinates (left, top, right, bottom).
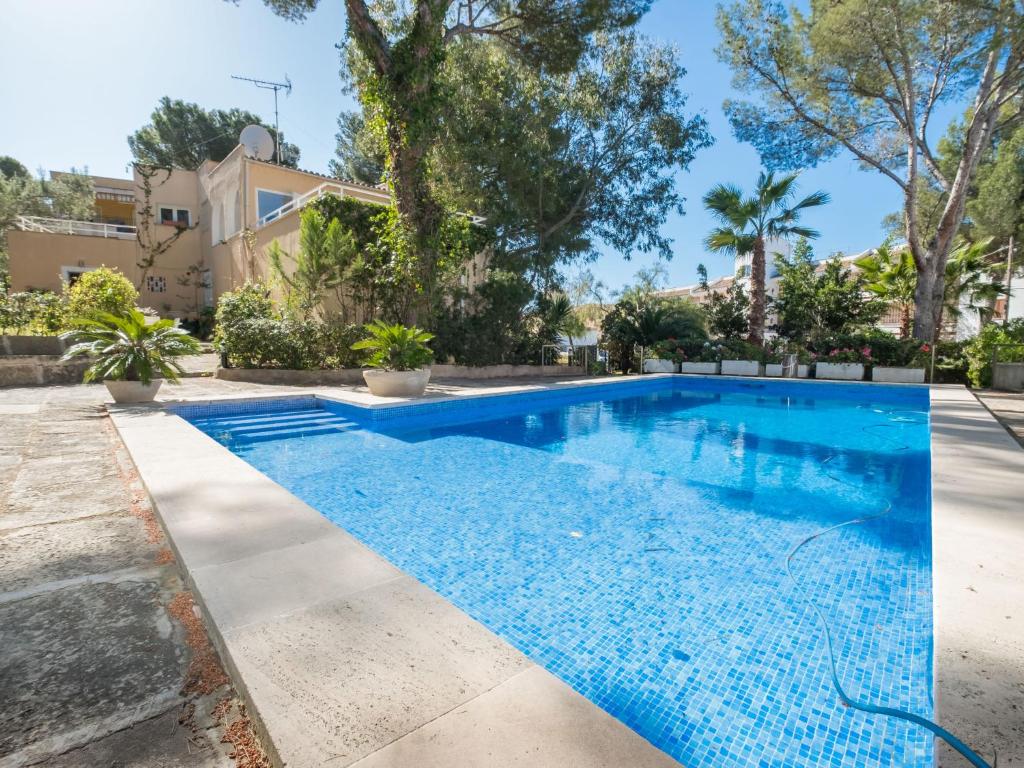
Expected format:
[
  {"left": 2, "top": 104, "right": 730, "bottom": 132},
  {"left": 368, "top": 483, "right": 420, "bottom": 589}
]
[
  {"left": 61, "top": 310, "right": 201, "bottom": 403},
  {"left": 351, "top": 320, "right": 434, "bottom": 397}
]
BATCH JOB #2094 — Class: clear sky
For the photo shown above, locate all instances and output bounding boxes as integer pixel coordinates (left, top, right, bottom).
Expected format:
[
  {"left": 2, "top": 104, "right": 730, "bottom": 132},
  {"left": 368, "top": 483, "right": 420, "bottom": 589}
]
[{"left": 1, "top": 0, "right": 933, "bottom": 293}]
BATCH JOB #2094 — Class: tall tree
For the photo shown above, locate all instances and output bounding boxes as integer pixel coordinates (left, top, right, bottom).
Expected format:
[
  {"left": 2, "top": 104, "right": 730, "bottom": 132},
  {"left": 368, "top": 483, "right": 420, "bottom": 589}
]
[
  {"left": 128, "top": 97, "right": 301, "bottom": 169},
  {"left": 703, "top": 171, "right": 829, "bottom": 343},
  {"left": 329, "top": 110, "right": 386, "bottom": 184},
  {"left": 435, "top": 33, "right": 710, "bottom": 282},
  {"left": 717, "top": 0, "right": 1024, "bottom": 342},
  {"left": 257, "top": 0, "right": 649, "bottom": 320}
]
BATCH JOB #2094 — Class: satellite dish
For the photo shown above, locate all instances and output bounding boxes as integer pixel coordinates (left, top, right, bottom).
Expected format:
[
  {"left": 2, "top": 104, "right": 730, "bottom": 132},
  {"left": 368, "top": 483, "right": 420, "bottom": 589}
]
[{"left": 239, "top": 124, "right": 274, "bottom": 161}]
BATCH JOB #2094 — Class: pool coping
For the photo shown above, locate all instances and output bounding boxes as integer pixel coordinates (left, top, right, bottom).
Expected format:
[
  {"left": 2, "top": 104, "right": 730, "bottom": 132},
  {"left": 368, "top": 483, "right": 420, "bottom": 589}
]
[{"left": 107, "top": 376, "right": 1023, "bottom": 767}]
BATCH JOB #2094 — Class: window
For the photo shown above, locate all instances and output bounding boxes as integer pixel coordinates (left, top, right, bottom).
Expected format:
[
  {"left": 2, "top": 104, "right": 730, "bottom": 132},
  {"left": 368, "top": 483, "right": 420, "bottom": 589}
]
[
  {"left": 61, "top": 266, "right": 95, "bottom": 285},
  {"left": 257, "top": 189, "right": 293, "bottom": 222},
  {"left": 145, "top": 275, "right": 167, "bottom": 293},
  {"left": 159, "top": 206, "right": 191, "bottom": 227}
]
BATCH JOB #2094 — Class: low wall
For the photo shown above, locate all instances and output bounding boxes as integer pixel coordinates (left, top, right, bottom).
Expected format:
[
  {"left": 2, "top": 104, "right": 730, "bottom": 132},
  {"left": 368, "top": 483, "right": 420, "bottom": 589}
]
[
  {"left": 0, "top": 356, "right": 90, "bottom": 387},
  {"left": 216, "top": 367, "right": 367, "bottom": 386},
  {"left": 1, "top": 335, "right": 66, "bottom": 356},
  {"left": 430, "top": 364, "right": 585, "bottom": 379},
  {"left": 992, "top": 362, "right": 1024, "bottom": 392},
  {"left": 215, "top": 364, "right": 586, "bottom": 386}
]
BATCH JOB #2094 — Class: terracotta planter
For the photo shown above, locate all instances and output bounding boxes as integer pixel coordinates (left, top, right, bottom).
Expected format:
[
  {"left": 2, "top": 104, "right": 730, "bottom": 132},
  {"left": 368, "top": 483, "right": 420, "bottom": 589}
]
[
  {"left": 720, "top": 360, "right": 763, "bottom": 377},
  {"left": 104, "top": 380, "right": 162, "bottom": 403},
  {"left": 815, "top": 362, "right": 865, "bottom": 381},
  {"left": 362, "top": 368, "right": 431, "bottom": 397},
  {"left": 871, "top": 366, "right": 925, "bottom": 384}
]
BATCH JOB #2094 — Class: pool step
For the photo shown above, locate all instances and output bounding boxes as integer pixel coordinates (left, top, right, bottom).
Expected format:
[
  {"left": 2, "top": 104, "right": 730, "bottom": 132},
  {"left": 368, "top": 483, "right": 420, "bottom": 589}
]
[{"left": 195, "top": 409, "right": 358, "bottom": 442}]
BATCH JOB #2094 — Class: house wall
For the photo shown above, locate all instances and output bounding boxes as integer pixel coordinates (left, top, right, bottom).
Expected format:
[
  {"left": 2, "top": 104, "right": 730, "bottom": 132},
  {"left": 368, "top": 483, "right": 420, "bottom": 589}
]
[{"left": 6, "top": 229, "right": 199, "bottom": 315}]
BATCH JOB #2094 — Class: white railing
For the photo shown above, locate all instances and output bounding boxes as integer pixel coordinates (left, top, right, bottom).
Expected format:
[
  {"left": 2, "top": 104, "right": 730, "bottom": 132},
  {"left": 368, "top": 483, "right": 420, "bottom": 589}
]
[
  {"left": 255, "top": 182, "right": 486, "bottom": 229},
  {"left": 16, "top": 215, "right": 137, "bottom": 239}
]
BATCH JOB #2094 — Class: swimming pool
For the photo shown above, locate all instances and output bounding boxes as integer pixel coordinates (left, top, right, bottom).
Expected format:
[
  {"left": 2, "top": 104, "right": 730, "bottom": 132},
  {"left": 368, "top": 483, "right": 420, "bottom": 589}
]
[{"left": 179, "top": 377, "right": 933, "bottom": 767}]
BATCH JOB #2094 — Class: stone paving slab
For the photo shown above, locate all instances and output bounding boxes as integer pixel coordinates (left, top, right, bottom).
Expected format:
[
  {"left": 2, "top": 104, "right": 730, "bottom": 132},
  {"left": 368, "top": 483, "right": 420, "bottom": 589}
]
[
  {"left": 0, "top": 580, "right": 185, "bottom": 764},
  {"left": 930, "top": 386, "right": 1024, "bottom": 766},
  {"left": 0, "top": 385, "right": 259, "bottom": 768},
  {"left": 350, "top": 665, "right": 682, "bottom": 768},
  {"left": 0, "top": 512, "right": 153, "bottom": 593}
]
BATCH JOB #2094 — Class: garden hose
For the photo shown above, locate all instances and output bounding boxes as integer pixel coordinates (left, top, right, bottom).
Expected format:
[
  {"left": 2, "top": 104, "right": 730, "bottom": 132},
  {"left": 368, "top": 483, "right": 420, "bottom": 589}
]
[{"left": 786, "top": 421, "right": 995, "bottom": 768}]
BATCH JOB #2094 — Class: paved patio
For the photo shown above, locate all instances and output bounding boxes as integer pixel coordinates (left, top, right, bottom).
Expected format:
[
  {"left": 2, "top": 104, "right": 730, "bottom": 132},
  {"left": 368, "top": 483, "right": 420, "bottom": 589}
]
[
  {"left": 975, "top": 389, "right": 1024, "bottom": 447},
  {"left": 0, "top": 384, "right": 267, "bottom": 768}
]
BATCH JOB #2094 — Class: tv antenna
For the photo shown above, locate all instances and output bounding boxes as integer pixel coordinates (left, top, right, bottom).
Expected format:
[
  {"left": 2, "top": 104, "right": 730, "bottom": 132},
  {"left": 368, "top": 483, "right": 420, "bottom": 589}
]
[{"left": 231, "top": 74, "right": 292, "bottom": 163}]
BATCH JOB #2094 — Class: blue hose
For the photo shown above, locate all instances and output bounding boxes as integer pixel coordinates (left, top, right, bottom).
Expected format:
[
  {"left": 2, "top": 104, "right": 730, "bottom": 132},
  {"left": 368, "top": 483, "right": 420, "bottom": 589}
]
[{"left": 786, "top": 426, "right": 995, "bottom": 768}]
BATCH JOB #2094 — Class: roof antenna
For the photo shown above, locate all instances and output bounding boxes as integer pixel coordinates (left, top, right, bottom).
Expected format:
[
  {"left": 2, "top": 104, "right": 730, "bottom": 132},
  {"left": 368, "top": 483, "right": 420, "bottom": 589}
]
[{"left": 231, "top": 74, "right": 292, "bottom": 164}]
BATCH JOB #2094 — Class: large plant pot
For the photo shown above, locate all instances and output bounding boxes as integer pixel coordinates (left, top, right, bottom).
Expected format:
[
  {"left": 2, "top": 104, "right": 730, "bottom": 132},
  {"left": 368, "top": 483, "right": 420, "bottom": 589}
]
[
  {"left": 721, "top": 360, "right": 763, "bottom": 377},
  {"left": 815, "top": 362, "right": 865, "bottom": 381},
  {"left": 871, "top": 366, "right": 925, "bottom": 384},
  {"left": 362, "top": 368, "right": 431, "bottom": 397},
  {"left": 104, "top": 380, "right": 162, "bottom": 403},
  {"left": 679, "top": 361, "right": 719, "bottom": 375},
  {"left": 643, "top": 358, "right": 677, "bottom": 374}
]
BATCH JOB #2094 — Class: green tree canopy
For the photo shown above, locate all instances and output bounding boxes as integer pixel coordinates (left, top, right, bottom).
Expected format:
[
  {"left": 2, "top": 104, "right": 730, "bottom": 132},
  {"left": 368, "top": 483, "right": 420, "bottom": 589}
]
[
  {"left": 329, "top": 110, "right": 386, "bottom": 185},
  {"left": 431, "top": 32, "right": 710, "bottom": 285},
  {"left": 128, "top": 97, "right": 300, "bottom": 169},
  {"left": 716, "top": 0, "right": 1024, "bottom": 342},
  {"left": 773, "top": 239, "right": 883, "bottom": 341}
]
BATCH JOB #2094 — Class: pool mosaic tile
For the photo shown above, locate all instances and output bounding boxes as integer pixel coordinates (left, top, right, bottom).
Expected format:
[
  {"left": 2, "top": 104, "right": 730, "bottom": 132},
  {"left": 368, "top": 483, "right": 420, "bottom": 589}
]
[{"left": 179, "top": 378, "right": 933, "bottom": 767}]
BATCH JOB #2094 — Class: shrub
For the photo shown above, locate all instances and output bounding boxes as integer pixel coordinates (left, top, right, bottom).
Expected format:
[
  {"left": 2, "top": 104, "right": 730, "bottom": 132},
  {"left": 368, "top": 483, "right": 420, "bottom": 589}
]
[
  {"left": 66, "top": 267, "right": 138, "bottom": 321},
  {"left": 351, "top": 321, "right": 434, "bottom": 371},
  {"left": 964, "top": 320, "right": 1024, "bottom": 387},
  {"left": 716, "top": 338, "right": 766, "bottom": 362},
  {"left": 213, "top": 282, "right": 368, "bottom": 370},
  {"left": 0, "top": 290, "right": 67, "bottom": 335},
  {"left": 61, "top": 310, "right": 200, "bottom": 384}
]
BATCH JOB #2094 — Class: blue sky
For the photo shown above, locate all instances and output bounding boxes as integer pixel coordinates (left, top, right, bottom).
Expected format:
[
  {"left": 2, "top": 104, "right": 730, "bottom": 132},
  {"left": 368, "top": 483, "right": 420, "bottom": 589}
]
[{"left": 1, "top": 0, "right": 917, "bottom": 292}]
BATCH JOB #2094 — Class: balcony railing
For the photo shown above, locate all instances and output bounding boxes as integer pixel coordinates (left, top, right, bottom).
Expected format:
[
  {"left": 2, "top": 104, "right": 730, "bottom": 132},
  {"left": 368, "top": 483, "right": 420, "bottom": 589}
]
[
  {"left": 255, "top": 181, "right": 486, "bottom": 229},
  {"left": 16, "top": 215, "right": 137, "bottom": 239}
]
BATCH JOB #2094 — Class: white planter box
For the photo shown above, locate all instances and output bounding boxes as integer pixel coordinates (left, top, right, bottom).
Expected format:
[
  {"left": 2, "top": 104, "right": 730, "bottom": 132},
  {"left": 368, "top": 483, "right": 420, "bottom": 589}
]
[
  {"left": 643, "top": 358, "right": 677, "bottom": 374},
  {"left": 679, "top": 361, "right": 719, "bottom": 375},
  {"left": 815, "top": 362, "right": 865, "bottom": 381},
  {"left": 764, "top": 363, "right": 810, "bottom": 378},
  {"left": 721, "top": 360, "right": 763, "bottom": 377},
  {"left": 871, "top": 366, "right": 925, "bottom": 384}
]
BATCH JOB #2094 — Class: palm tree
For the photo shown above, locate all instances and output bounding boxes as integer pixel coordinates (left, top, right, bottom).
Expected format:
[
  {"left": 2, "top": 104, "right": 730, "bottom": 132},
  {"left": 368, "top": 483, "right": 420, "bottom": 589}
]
[
  {"left": 856, "top": 239, "right": 1006, "bottom": 339},
  {"left": 855, "top": 243, "right": 917, "bottom": 339},
  {"left": 703, "top": 171, "right": 829, "bottom": 344},
  {"left": 942, "top": 238, "right": 1006, "bottom": 331}
]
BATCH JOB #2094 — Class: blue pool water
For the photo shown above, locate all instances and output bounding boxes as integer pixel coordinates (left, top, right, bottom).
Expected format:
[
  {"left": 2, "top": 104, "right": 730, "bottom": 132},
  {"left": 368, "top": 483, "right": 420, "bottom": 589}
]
[{"left": 179, "top": 377, "right": 933, "bottom": 767}]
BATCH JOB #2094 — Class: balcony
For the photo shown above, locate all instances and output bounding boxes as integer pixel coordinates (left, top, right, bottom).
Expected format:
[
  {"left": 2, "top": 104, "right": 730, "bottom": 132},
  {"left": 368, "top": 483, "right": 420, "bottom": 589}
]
[{"left": 16, "top": 215, "right": 136, "bottom": 239}]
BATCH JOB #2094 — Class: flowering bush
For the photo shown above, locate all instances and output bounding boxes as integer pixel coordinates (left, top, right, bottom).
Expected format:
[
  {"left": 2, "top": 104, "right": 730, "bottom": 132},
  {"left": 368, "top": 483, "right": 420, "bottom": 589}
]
[{"left": 822, "top": 347, "right": 870, "bottom": 364}]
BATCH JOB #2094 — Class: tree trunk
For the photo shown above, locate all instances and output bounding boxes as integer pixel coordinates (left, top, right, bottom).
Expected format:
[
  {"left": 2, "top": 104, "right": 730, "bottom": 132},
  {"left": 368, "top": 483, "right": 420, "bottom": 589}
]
[
  {"left": 386, "top": 124, "right": 444, "bottom": 324},
  {"left": 747, "top": 237, "right": 766, "bottom": 344},
  {"left": 912, "top": 256, "right": 946, "bottom": 343},
  {"left": 900, "top": 304, "right": 911, "bottom": 340}
]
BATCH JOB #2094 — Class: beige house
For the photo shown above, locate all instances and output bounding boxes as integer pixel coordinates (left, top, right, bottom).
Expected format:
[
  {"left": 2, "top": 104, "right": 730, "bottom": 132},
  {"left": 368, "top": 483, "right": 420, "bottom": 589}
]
[{"left": 8, "top": 146, "right": 397, "bottom": 317}]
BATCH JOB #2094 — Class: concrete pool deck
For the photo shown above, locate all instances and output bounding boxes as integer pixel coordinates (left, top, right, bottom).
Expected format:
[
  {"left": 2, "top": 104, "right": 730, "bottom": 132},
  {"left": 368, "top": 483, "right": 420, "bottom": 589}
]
[{"left": 107, "top": 376, "right": 1024, "bottom": 767}]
